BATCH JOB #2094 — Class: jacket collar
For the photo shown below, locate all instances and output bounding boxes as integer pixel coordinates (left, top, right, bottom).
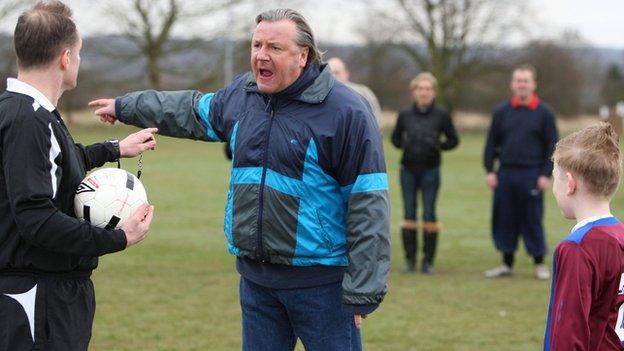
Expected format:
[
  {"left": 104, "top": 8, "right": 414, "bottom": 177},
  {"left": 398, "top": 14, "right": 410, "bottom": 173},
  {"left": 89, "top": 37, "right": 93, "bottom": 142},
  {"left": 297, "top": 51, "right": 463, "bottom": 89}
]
[
  {"left": 511, "top": 94, "right": 540, "bottom": 110},
  {"left": 6, "top": 78, "right": 56, "bottom": 112},
  {"left": 412, "top": 101, "right": 435, "bottom": 115},
  {"left": 244, "top": 63, "right": 334, "bottom": 104}
]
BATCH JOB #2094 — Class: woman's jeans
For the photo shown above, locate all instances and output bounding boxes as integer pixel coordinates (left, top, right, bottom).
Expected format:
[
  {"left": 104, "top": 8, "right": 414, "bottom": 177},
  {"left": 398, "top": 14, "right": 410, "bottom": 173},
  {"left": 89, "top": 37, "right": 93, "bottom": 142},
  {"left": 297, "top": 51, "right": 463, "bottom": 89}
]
[{"left": 400, "top": 166, "right": 440, "bottom": 223}]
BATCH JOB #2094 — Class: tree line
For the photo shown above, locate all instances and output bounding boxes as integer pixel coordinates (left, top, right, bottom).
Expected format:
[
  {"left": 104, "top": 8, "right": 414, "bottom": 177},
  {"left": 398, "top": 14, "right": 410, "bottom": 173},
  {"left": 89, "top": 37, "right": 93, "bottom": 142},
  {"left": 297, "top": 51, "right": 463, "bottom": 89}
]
[{"left": 0, "top": 0, "right": 623, "bottom": 117}]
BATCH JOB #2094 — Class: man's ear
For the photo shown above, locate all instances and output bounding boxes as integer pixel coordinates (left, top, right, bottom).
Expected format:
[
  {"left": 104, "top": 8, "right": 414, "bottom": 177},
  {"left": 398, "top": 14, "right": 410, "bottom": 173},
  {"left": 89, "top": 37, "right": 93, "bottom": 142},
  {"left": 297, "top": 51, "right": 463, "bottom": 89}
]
[
  {"left": 299, "top": 47, "right": 309, "bottom": 68},
  {"left": 566, "top": 172, "right": 577, "bottom": 196},
  {"left": 60, "top": 49, "right": 71, "bottom": 70}
]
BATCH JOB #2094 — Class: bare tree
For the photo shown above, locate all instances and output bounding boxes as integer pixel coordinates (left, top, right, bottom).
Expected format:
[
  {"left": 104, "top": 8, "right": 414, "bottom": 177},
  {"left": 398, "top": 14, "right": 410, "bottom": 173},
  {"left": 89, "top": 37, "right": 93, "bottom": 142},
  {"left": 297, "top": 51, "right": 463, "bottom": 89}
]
[
  {"left": 107, "top": 0, "right": 239, "bottom": 89},
  {"left": 521, "top": 40, "right": 583, "bottom": 117},
  {"left": 366, "top": 0, "right": 529, "bottom": 110},
  {"left": 104, "top": 0, "right": 304, "bottom": 89}
]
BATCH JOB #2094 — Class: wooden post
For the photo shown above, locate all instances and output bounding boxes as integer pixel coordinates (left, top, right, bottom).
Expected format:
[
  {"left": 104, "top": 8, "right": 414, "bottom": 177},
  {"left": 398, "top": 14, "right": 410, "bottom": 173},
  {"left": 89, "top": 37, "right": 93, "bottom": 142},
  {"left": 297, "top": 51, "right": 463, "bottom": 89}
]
[
  {"left": 603, "top": 103, "right": 623, "bottom": 135},
  {"left": 610, "top": 101, "right": 624, "bottom": 135}
]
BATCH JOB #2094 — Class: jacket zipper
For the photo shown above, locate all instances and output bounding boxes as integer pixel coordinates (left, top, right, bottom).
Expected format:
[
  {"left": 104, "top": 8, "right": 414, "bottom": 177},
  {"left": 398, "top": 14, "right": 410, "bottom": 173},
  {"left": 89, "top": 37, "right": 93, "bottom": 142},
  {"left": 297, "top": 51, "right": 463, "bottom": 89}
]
[{"left": 256, "top": 99, "right": 275, "bottom": 262}]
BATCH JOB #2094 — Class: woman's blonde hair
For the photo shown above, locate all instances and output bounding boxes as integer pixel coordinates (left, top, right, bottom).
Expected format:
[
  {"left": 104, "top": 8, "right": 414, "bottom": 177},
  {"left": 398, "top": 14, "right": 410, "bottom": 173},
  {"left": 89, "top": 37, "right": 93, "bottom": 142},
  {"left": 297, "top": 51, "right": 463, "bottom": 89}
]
[{"left": 409, "top": 72, "right": 438, "bottom": 91}]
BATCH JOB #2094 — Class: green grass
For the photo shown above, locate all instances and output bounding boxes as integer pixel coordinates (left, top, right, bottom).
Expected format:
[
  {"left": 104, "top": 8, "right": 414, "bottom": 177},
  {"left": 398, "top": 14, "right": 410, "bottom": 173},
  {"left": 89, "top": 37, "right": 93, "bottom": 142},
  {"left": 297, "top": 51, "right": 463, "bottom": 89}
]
[{"left": 68, "top": 124, "right": 624, "bottom": 351}]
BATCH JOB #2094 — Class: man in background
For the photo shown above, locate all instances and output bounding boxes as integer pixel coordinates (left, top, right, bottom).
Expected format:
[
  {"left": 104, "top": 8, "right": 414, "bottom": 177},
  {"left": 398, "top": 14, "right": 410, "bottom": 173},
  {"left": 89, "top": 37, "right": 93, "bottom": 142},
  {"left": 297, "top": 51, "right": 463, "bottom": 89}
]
[
  {"left": 328, "top": 57, "right": 383, "bottom": 128},
  {"left": 483, "top": 64, "right": 558, "bottom": 280}
]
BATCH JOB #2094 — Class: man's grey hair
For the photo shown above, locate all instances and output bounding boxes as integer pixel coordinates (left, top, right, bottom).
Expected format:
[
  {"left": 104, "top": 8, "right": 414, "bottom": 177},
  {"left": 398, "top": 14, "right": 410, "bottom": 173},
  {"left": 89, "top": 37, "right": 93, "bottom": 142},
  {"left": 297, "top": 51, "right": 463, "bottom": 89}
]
[{"left": 255, "top": 8, "right": 322, "bottom": 66}]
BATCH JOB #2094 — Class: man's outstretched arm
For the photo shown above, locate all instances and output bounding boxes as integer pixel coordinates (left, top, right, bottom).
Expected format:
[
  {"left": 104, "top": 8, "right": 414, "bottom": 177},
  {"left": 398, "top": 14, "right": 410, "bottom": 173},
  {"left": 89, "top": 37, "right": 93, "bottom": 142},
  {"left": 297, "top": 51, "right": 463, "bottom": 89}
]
[{"left": 90, "top": 90, "right": 225, "bottom": 142}]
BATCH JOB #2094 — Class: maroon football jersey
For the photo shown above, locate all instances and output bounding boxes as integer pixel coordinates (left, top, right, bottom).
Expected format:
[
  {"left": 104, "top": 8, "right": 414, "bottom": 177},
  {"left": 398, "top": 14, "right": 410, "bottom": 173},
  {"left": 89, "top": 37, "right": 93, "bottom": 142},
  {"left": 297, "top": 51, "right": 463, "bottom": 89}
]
[{"left": 545, "top": 216, "right": 624, "bottom": 351}]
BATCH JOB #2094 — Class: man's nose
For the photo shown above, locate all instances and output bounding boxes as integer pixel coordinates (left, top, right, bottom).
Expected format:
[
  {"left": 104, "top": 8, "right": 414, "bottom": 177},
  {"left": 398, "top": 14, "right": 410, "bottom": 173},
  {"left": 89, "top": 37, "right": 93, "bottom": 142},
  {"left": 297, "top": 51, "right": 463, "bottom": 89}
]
[{"left": 256, "top": 46, "right": 270, "bottom": 61}]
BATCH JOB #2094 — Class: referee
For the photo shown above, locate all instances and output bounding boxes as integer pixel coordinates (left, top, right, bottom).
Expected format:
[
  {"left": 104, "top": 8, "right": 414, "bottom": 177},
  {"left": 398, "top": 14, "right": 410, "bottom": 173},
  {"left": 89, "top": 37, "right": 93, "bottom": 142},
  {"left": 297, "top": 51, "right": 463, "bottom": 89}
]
[{"left": 0, "top": 2, "right": 156, "bottom": 350}]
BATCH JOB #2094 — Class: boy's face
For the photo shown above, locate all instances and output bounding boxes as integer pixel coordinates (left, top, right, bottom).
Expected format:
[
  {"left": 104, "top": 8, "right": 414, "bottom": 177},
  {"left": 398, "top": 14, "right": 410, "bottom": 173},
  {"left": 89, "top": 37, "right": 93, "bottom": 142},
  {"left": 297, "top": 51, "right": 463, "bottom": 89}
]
[{"left": 552, "top": 163, "right": 576, "bottom": 219}]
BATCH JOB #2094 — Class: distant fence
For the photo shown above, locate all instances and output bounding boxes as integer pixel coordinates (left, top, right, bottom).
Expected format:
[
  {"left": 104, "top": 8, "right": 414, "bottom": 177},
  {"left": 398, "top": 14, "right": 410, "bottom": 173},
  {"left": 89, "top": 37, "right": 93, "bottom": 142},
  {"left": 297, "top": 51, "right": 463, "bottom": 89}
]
[{"left": 600, "top": 102, "right": 624, "bottom": 134}]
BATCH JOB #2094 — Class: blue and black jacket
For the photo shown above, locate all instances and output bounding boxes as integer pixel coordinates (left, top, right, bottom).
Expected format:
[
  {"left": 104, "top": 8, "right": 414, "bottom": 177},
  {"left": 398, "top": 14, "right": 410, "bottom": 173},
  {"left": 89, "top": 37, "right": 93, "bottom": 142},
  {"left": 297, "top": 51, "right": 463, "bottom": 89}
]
[{"left": 114, "top": 64, "right": 391, "bottom": 307}]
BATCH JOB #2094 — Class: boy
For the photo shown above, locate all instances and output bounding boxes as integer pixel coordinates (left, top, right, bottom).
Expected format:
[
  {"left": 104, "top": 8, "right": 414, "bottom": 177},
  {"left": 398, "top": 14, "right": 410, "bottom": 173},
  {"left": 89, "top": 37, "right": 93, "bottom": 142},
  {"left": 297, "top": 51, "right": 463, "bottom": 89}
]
[{"left": 544, "top": 123, "right": 624, "bottom": 350}]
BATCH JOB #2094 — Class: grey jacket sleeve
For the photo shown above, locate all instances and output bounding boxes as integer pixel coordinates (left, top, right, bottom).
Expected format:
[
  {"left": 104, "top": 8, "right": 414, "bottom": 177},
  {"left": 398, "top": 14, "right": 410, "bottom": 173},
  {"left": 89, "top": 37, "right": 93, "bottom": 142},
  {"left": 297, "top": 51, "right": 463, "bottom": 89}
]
[
  {"left": 343, "top": 188, "right": 391, "bottom": 307},
  {"left": 335, "top": 108, "right": 391, "bottom": 310},
  {"left": 115, "top": 90, "right": 224, "bottom": 142}
]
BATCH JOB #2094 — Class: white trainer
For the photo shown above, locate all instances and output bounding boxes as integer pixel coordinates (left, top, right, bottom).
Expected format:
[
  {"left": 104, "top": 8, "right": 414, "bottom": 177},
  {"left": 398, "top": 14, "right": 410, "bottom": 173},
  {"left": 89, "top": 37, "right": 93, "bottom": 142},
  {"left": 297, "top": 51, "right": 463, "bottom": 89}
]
[
  {"left": 535, "top": 264, "right": 551, "bottom": 280},
  {"left": 484, "top": 265, "right": 513, "bottom": 278}
]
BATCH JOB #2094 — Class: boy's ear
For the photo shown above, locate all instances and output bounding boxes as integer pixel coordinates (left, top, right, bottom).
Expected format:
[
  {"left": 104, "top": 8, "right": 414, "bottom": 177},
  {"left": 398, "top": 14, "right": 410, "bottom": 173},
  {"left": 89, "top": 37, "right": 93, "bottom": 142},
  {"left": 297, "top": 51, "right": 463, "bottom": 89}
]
[{"left": 566, "top": 172, "right": 577, "bottom": 196}]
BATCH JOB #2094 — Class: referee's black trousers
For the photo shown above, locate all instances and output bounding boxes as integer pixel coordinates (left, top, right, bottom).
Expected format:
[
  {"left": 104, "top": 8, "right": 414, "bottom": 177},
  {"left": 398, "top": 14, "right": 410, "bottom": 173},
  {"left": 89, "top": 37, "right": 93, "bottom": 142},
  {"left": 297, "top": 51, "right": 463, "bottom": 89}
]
[{"left": 0, "top": 273, "right": 95, "bottom": 351}]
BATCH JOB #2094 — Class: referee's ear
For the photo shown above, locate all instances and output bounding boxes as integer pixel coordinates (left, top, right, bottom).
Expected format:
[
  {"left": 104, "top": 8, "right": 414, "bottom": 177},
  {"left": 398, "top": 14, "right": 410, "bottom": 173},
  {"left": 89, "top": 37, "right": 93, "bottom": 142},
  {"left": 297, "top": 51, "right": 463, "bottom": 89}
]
[{"left": 60, "top": 49, "right": 71, "bottom": 70}]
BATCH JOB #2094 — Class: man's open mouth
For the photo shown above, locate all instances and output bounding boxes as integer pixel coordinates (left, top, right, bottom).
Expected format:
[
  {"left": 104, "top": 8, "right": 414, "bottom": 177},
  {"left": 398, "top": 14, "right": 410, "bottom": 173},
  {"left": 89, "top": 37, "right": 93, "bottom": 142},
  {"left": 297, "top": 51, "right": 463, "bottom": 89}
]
[{"left": 259, "top": 69, "right": 273, "bottom": 78}]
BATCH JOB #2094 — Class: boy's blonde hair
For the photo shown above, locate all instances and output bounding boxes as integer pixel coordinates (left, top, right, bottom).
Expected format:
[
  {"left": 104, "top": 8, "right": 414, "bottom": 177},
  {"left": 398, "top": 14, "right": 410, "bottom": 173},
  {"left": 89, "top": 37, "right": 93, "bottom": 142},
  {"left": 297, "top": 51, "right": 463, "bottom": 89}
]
[{"left": 552, "top": 122, "right": 622, "bottom": 198}]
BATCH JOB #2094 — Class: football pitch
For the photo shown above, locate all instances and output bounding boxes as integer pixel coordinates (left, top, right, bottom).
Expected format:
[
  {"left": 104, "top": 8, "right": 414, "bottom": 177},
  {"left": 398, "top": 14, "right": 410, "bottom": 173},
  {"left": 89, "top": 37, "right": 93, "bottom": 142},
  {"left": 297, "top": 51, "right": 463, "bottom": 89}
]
[{"left": 69, "top": 123, "right": 623, "bottom": 351}]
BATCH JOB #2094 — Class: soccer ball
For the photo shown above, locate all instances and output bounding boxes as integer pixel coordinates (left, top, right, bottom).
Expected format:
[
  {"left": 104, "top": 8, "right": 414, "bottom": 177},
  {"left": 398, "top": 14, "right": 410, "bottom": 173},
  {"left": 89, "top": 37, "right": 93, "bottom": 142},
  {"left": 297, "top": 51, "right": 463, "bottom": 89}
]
[{"left": 74, "top": 168, "right": 148, "bottom": 229}]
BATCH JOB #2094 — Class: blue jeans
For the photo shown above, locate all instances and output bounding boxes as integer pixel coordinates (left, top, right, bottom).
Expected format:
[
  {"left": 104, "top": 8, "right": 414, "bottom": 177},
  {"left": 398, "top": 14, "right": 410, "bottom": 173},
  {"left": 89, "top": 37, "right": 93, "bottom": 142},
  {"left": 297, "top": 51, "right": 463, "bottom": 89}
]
[
  {"left": 240, "top": 277, "right": 362, "bottom": 351},
  {"left": 400, "top": 167, "right": 440, "bottom": 223}
]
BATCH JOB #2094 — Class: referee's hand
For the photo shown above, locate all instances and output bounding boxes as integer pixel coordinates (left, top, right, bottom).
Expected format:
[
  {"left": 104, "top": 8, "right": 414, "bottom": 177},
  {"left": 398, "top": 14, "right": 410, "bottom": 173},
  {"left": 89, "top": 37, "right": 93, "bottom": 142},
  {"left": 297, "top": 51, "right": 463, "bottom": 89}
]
[
  {"left": 122, "top": 204, "right": 155, "bottom": 247},
  {"left": 88, "top": 99, "right": 117, "bottom": 125},
  {"left": 120, "top": 128, "right": 158, "bottom": 158}
]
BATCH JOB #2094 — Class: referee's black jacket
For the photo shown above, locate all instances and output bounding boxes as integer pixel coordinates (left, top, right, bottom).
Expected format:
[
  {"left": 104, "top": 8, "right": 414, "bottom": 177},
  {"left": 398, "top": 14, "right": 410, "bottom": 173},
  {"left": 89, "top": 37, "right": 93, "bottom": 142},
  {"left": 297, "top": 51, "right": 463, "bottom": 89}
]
[{"left": 0, "top": 79, "right": 127, "bottom": 275}]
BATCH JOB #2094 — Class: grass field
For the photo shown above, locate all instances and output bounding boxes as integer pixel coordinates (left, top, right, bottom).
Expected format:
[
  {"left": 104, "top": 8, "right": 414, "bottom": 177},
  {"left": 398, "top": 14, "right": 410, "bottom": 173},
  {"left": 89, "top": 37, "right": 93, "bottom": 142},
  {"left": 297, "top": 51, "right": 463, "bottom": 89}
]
[{"left": 68, "top": 123, "right": 623, "bottom": 351}]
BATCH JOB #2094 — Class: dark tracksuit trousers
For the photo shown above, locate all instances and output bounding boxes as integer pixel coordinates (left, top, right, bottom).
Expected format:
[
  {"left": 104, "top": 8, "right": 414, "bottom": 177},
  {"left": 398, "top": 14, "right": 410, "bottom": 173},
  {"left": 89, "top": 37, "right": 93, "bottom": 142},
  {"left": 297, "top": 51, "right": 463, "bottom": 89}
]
[
  {"left": 492, "top": 167, "right": 546, "bottom": 257},
  {"left": 483, "top": 97, "right": 558, "bottom": 262}
]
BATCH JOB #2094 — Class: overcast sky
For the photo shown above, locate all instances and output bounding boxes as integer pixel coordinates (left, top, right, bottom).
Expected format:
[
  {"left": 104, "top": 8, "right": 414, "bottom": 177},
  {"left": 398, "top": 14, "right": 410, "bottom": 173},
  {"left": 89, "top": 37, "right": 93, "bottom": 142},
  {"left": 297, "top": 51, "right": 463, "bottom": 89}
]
[
  {"left": 530, "top": 0, "right": 624, "bottom": 48},
  {"left": 2, "top": 0, "right": 623, "bottom": 49},
  {"left": 307, "top": 0, "right": 624, "bottom": 48}
]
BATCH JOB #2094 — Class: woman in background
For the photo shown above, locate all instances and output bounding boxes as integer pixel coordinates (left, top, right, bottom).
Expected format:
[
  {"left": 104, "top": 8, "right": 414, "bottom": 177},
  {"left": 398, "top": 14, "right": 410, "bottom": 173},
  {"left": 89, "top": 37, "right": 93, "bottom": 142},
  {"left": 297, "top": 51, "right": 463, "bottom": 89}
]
[{"left": 392, "top": 72, "right": 459, "bottom": 274}]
